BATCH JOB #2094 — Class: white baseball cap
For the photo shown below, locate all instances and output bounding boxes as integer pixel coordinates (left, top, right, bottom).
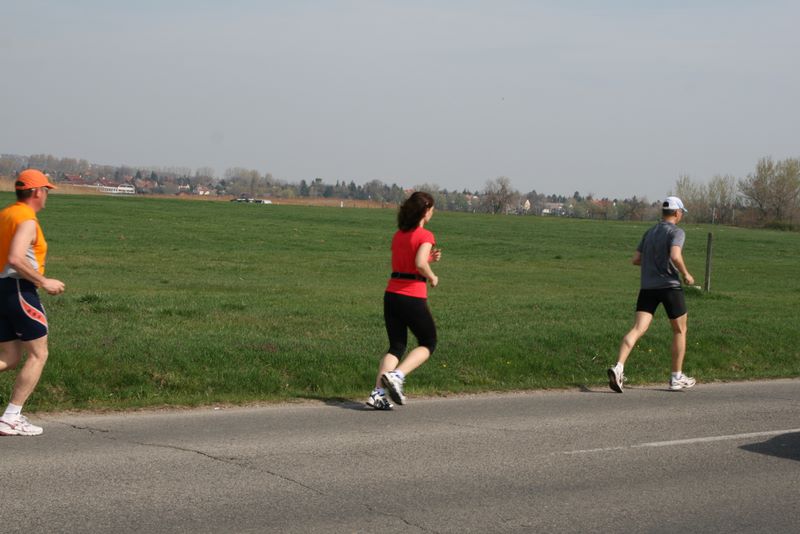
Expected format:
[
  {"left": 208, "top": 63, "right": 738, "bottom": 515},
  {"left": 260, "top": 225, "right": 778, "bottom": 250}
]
[{"left": 662, "top": 196, "right": 687, "bottom": 212}]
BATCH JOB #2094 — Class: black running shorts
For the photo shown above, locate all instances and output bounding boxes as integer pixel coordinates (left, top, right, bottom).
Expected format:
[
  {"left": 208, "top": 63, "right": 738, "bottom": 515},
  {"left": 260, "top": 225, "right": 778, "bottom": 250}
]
[
  {"left": 635, "top": 287, "right": 687, "bottom": 319},
  {"left": 0, "top": 278, "right": 48, "bottom": 342}
]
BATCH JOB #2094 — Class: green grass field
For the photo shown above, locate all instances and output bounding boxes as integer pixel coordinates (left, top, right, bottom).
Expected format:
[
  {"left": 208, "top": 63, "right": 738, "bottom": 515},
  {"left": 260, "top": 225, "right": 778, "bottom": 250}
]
[{"left": 2, "top": 193, "right": 798, "bottom": 411}]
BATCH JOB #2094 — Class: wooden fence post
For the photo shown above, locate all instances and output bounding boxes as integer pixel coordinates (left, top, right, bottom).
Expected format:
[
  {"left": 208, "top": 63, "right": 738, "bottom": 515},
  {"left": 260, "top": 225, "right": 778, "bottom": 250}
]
[{"left": 704, "top": 232, "right": 713, "bottom": 293}]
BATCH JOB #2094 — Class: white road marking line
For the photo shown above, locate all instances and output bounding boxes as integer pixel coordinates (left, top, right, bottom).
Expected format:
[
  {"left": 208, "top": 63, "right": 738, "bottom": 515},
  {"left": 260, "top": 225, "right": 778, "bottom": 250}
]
[
  {"left": 563, "top": 428, "right": 800, "bottom": 455},
  {"left": 640, "top": 428, "right": 800, "bottom": 448},
  {"left": 562, "top": 446, "right": 628, "bottom": 455}
]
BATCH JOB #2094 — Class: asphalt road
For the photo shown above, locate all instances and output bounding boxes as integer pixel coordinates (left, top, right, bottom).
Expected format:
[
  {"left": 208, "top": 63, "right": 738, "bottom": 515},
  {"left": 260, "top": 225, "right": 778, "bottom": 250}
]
[{"left": 3, "top": 379, "right": 799, "bottom": 533}]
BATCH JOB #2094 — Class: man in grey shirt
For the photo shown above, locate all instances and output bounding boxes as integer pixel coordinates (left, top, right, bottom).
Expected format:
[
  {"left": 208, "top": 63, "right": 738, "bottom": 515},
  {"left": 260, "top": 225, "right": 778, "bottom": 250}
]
[{"left": 608, "top": 196, "right": 696, "bottom": 392}]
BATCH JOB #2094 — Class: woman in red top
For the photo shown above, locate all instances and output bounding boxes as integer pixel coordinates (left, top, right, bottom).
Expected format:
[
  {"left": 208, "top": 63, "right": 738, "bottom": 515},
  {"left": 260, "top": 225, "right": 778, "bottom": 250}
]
[{"left": 367, "top": 192, "right": 441, "bottom": 409}]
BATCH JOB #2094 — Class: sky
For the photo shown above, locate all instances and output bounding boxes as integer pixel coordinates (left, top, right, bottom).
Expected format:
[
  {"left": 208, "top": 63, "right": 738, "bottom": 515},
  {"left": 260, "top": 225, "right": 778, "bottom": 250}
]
[{"left": 2, "top": 0, "right": 799, "bottom": 200}]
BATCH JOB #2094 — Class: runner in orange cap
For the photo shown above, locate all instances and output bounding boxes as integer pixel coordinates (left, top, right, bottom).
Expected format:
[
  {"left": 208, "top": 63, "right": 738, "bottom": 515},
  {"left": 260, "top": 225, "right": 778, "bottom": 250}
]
[{"left": 0, "top": 169, "right": 65, "bottom": 436}]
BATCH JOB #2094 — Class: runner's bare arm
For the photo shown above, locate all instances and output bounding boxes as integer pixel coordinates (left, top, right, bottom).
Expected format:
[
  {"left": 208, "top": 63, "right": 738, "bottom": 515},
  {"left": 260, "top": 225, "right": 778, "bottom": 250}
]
[
  {"left": 415, "top": 242, "right": 438, "bottom": 287},
  {"left": 670, "top": 245, "right": 694, "bottom": 285},
  {"left": 8, "top": 220, "right": 65, "bottom": 295}
]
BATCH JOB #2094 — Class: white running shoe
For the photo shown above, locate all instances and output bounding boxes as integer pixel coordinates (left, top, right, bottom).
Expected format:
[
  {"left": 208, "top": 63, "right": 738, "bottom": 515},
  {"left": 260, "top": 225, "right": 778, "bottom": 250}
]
[
  {"left": 0, "top": 415, "right": 43, "bottom": 436},
  {"left": 365, "top": 390, "right": 394, "bottom": 410},
  {"left": 381, "top": 372, "right": 406, "bottom": 405},
  {"left": 669, "top": 374, "right": 696, "bottom": 391},
  {"left": 607, "top": 367, "right": 624, "bottom": 393}
]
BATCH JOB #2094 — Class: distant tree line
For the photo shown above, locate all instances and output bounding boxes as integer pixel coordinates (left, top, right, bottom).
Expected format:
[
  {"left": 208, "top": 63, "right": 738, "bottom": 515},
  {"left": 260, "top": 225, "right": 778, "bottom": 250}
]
[
  {"left": 673, "top": 157, "right": 800, "bottom": 229},
  {"left": 1, "top": 153, "right": 797, "bottom": 229}
]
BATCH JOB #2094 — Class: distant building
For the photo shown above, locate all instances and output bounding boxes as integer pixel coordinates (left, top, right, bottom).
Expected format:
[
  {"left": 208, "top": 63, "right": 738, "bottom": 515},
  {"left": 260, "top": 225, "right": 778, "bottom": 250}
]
[
  {"left": 541, "top": 202, "right": 565, "bottom": 216},
  {"left": 97, "top": 183, "right": 135, "bottom": 194},
  {"left": 64, "top": 174, "right": 136, "bottom": 194}
]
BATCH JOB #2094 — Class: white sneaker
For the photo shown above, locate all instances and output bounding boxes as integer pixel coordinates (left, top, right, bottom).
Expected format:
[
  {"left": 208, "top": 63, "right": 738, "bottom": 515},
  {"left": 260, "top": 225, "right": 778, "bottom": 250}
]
[
  {"left": 365, "top": 390, "right": 394, "bottom": 410},
  {"left": 669, "top": 374, "right": 696, "bottom": 391},
  {"left": 381, "top": 372, "right": 406, "bottom": 405},
  {"left": 0, "top": 415, "right": 43, "bottom": 436},
  {"left": 607, "top": 367, "right": 624, "bottom": 393}
]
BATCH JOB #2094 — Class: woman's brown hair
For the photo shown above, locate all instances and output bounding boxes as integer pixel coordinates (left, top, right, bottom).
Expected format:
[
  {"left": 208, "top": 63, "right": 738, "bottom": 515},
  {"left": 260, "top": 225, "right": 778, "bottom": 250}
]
[{"left": 397, "top": 191, "right": 435, "bottom": 231}]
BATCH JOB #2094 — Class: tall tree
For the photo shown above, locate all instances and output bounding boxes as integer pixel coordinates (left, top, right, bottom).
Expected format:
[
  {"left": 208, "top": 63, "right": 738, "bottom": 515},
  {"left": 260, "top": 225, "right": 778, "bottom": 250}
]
[
  {"left": 707, "top": 174, "right": 738, "bottom": 224},
  {"left": 772, "top": 158, "right": 800, "bottom": 223},
  {"left": 673, "top": 174, "right": 709, "bottom": 222},
  {"left": 481, "top": 176, "right": 518, "bottom": 214},
  {"left": 739, "top": 157, "right": 800, "bottom": 225}
]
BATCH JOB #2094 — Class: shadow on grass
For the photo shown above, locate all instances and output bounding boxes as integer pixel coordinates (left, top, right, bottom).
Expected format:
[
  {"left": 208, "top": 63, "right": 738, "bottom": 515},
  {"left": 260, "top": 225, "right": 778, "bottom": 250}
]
[{"left": 740, "top": 431, "right": 800, "bottom": 462}]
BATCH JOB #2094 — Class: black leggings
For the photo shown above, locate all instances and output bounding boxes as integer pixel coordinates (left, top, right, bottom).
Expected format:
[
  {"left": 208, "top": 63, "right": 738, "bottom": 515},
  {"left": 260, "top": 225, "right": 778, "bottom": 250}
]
[{"left": 384, "top": 291, "right": 437, "bottom": 358}]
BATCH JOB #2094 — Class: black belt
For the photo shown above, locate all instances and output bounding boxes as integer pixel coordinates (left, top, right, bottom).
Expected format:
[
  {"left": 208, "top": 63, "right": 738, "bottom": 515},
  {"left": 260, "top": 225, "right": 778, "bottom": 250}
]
[{"left": 391, "top": 272, "right": 427, "bottom": 282}]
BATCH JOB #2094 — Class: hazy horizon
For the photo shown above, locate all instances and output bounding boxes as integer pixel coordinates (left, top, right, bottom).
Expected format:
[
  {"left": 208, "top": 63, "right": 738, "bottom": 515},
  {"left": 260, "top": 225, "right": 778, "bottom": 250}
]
[{"left": 2, "top": 1, "right": 798, "bottom": 201}]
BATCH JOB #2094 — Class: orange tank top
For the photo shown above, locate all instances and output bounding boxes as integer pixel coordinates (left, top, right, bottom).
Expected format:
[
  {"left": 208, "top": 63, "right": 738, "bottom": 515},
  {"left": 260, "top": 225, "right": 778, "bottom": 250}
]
[{"left": 0, "top": 202, "right": 47, "bottom": 277}]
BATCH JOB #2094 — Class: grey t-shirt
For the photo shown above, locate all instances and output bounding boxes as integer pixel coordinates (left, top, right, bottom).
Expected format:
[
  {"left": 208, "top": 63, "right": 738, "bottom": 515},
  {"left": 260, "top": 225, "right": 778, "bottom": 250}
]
[{"left": 637, "top": 221, "right": 686, "bottom": 289}]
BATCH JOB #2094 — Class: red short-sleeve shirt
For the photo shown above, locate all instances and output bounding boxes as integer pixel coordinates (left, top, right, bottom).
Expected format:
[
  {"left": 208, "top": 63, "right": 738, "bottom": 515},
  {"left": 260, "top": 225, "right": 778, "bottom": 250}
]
[{"left": 385, "top": 227, "right": 435, "bottom": 299}]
